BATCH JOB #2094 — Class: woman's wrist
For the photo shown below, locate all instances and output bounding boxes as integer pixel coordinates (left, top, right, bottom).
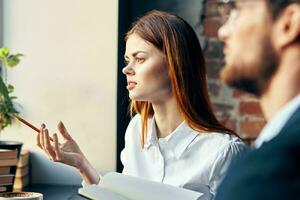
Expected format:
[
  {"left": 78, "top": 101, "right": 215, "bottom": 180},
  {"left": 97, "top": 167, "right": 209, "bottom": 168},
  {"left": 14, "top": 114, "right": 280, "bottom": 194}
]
[
  {"left": 78, "top": 156, "right": 100, "bottom": 185},
  {"left": 77, "top": 155, "right": 89, "bottom": 173}
]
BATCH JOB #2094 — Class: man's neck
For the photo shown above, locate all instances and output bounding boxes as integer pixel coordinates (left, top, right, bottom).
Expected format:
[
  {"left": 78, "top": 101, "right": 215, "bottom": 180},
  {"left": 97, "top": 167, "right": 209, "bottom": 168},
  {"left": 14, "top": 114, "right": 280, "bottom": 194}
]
[{"left": 260, "top": 47, "right": 300, "bottom": 121}]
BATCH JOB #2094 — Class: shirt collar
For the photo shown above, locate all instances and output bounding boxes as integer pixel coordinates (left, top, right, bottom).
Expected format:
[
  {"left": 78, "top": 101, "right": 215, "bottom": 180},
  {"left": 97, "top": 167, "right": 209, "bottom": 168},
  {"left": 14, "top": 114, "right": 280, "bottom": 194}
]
[
  {"left": 255, "top": 94, "right": 300, "bottom": 148},
  {"left": 144, "top": 117, "right": 158, "bottom": 149},
  {"left": 168, "top": 123, "right": 199, "bottom": 159},
  {"left": 144, "top": 117, "right": 199, "bottom": 159}
]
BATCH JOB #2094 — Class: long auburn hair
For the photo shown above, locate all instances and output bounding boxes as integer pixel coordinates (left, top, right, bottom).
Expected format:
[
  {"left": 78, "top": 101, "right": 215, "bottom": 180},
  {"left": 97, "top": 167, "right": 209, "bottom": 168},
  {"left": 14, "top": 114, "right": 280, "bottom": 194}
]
[{"left": 125, "top": 10, "right": 236, "bottom": 147}]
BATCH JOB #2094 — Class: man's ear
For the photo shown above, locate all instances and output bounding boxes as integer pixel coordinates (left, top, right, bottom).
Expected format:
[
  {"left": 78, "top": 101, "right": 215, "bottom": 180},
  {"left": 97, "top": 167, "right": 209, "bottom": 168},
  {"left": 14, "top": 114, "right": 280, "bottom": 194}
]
[{"left": 272, "top": 4, "right": 300, "bottom": 51}]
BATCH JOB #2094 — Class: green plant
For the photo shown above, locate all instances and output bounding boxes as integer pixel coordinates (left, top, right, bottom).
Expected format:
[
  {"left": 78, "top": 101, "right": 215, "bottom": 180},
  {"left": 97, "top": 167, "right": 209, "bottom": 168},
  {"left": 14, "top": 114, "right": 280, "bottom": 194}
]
[{"left": 0, "top": 47, "right": 23, "bottom": 130}]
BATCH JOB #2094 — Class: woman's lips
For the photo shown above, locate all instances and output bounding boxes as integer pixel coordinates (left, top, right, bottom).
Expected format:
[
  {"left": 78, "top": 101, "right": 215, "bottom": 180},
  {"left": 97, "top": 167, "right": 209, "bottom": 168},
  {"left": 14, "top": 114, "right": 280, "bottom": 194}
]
[{"left": 126, "top": 81, "right": 137, "bottom": 90}]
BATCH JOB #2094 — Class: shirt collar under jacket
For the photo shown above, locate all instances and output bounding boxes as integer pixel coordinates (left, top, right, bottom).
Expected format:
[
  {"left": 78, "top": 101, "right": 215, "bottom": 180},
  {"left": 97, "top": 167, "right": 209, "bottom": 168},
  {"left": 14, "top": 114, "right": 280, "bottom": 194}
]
[
  {"left": 255, "top": 94, "right": 300, "bottom": 148},
  {"left": 144, "top": 117, "right": 199, "bottom": 159}
]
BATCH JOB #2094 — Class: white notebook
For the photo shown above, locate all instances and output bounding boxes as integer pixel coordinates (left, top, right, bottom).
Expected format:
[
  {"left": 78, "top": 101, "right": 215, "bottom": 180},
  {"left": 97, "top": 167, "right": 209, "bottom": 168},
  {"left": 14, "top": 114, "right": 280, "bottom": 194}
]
[{"left": 78, "top": 172, "right": 203, "bottom": 200}]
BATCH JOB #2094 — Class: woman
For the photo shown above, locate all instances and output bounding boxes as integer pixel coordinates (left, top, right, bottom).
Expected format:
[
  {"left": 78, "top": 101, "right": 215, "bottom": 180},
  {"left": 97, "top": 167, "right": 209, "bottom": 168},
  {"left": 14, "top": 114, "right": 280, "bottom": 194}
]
[{"left": 37, "top": 10, "right": 245, "bottom": 198}]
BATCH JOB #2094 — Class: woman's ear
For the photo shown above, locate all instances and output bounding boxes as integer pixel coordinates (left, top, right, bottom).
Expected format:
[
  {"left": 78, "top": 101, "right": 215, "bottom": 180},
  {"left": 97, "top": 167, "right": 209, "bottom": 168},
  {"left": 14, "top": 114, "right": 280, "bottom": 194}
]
[{"left": 272, "top": 4, "right": 300, "bottom": 51}]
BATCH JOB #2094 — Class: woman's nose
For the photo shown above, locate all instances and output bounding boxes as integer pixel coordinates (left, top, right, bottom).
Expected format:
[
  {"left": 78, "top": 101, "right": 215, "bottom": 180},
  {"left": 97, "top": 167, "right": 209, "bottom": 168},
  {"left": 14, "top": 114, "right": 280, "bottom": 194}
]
[{"left": 122, "top": 64, "right": 135, "bottom": 75}]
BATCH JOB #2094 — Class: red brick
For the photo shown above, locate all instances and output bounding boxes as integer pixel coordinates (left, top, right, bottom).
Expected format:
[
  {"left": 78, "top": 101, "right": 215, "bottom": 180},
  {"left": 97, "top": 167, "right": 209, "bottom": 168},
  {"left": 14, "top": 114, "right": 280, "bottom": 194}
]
[
  {"left": 206, "top": 60, "right": 224, "bottom": 79},
  {"left": 208, "top": 81, "right": 221, "bottom": 96},
  {"left": 203, "top": 17, "right": 223, "bottom": 38},
  {"left": 240, "top": 101, "right": 263, "bottom": 115},
  {"left": 240, "top": 119, "right": 266, "bottom": 138},
  {"left": 233, "top": 89, "right": 253, "bottom": 98},
  {"left": 224, "top": 119, "right": 237, "bottom": 132},
  {"left": 204, "top": 39, "right": 224, "bottom": 59},
  {"left": 233, "top": 89, "right": 245, "bottom": 98},
  {"left": 205, "top": 1, "right": 219, "bottom": 18},
  {"left": 214, "top": 111, "right": 237, "bottom": 133},
  {"left": 232, "top": 89, "right": 259, "bottom": 101},
  {"left": 213, "top": 102, "right": 233, "bottom": 112}
]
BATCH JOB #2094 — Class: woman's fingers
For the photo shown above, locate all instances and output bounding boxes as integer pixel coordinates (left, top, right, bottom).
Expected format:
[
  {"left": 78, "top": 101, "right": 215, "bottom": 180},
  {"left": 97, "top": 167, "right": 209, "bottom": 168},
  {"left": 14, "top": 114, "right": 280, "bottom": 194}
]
[
  {"left": 36, "top": 124, "right": 65, "bottom": 163},
  {"left": 37, "top": 124, "right": 46, "bottom": 149},
  {"left": 41, "top": 123, "right": 46, "bottom": 129},
  {"left": 40, "top": 130, "right": 46, "bottom": 150},
  {"left": 43, "top": 129, "right": 56, "bottom": 160},
  {"left": 53, "top": 133, "right": 63, "bottom": 161},
  {"left": 37, "top": 125, "right": 43, "bottom": 149},
  {"left": 58, "top": 121, "right": 72, "bottom": 140}
]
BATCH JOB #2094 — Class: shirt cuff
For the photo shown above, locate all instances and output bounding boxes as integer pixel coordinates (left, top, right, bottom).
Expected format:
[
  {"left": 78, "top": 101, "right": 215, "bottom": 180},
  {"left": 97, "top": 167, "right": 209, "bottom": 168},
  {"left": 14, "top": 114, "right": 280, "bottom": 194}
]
[{"left": 81, "top": 173, "right": 102, "bottom": 187}]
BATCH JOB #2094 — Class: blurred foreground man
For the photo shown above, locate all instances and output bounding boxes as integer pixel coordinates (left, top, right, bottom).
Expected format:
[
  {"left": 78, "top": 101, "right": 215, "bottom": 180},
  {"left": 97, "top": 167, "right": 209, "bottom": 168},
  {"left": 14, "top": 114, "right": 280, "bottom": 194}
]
[{"left": 215, "top": 0, "right": 300, "bottom": 200}]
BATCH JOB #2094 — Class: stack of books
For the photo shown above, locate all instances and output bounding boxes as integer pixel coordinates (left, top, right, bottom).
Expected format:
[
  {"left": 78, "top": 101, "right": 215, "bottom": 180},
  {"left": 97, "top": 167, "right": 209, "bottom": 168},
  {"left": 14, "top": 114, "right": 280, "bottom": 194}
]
[
  {"left": 0, "top": 149, "right": 18, "bottom": 192},
  {"left": 13, "top": 149, "right": 30, "bottom": 191}
]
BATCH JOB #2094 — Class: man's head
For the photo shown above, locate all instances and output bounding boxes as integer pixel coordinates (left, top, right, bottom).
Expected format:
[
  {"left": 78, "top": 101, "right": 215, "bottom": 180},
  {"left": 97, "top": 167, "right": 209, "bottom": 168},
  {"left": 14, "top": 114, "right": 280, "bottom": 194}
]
[{"left": 218, "top": 0, "right": 300, "bottom": 96}]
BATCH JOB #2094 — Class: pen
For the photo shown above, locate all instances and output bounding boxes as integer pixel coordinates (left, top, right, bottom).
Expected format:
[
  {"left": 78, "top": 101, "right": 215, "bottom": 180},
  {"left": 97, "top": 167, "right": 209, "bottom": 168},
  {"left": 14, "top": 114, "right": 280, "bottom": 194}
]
[{"left": 14, "top": 115, "right": 54, "bottom": 142}]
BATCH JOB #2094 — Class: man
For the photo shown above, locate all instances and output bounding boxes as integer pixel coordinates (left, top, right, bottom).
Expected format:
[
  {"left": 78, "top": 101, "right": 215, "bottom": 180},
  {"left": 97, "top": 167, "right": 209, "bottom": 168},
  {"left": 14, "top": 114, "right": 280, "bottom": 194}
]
[{"left": 214, "top": 0, "right": 300, "bottom": 199}]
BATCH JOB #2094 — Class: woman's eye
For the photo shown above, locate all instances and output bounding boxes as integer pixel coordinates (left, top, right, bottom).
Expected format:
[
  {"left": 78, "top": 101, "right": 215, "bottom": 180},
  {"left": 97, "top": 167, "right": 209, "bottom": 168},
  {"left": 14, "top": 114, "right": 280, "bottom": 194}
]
[{"left": 136, "top": 58, "right": 145, "bottom": 63}]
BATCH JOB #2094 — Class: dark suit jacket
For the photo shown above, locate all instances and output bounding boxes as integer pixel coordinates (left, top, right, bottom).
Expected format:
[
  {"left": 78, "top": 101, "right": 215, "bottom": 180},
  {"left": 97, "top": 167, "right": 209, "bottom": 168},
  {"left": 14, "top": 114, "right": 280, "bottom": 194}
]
[{"left": 214, "top": 106, "right": 300, "bottom": 200}]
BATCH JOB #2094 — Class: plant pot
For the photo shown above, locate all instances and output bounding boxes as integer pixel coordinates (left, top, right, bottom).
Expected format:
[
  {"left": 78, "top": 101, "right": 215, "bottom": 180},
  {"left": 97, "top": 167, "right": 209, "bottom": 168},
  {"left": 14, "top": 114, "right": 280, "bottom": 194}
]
[{"left": 0, "top": 140, "right": 23, "bottom": 192}]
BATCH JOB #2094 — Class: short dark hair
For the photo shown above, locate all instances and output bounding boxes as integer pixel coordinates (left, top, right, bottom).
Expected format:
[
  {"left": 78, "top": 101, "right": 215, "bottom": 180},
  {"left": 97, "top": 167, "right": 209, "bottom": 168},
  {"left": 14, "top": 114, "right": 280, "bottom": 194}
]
[{"left": 267, "top": 0, "right": 300, "bottom": 19}]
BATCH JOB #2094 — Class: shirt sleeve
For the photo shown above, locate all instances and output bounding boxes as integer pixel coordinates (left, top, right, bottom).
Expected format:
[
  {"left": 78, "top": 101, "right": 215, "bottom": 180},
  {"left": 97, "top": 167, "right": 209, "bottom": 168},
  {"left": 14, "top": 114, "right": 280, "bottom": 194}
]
[
  {"left": 81, "top": 173, "right": 102, "bottom": 187},
  {"left": 120, "top": 147, "right": 129, "bottom": 175},
  {"left": 208, "top": 139, "right": 247, "bottom": 196},
  {"left": 120, "top": 119, "right": 131, "bottom": 175},
  {"left": 121, "top": 114, "right": 140, "bottom": 175}
]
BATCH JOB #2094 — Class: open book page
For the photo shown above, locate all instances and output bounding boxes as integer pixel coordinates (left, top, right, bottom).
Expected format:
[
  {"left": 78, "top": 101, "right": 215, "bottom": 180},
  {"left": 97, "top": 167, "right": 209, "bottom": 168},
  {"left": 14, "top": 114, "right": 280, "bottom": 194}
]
[
  {"left": 79, "top": 185, "right": 129, "bottom": 200},
  {"left": 99, "top": 172, "right": 203, "bottom": 200}
]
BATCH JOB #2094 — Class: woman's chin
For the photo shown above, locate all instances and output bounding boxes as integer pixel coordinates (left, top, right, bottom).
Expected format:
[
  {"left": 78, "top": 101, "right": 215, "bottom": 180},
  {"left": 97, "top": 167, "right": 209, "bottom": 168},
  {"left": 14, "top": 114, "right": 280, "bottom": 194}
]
[
  {"left": 128, "top": 93, "right": 147, "bottom": 101},
  {"left": 128, "top": 93, "right": 138, "bottom": 100}
]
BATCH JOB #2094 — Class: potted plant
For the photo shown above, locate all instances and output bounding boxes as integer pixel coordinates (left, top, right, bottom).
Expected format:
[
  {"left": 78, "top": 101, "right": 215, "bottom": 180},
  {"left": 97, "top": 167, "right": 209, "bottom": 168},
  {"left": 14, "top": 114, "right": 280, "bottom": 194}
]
[
  {"left": 0, "top": 48, "right": 23, "bottom": 128},
  {"left": 0, "top": 47, "right": 24, "bottom": 151},
  {"left": 0, "top": 47, "right": 23, "bottom": 192}
]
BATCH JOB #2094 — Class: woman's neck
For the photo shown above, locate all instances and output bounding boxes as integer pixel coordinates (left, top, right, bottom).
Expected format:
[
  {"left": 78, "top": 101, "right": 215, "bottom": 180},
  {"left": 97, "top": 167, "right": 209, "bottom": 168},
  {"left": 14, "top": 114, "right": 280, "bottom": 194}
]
[{"left": 152, "top": 96, "right": 183, "bottom": 138}]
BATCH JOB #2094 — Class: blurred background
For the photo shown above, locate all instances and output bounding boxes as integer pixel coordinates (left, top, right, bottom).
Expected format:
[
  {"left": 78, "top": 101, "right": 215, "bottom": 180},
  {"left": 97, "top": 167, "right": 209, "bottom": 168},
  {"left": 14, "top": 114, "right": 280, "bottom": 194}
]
[{"left": 0, "top": 0, "right": 265, "bottom": 186}]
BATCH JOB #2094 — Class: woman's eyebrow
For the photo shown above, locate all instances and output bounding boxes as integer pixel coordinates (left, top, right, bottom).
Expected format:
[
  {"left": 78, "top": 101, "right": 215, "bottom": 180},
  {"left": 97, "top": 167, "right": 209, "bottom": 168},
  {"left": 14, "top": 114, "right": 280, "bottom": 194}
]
[
  {"left": 132, "top": 51, "right": 147, "bottom": 56},
  {"left": 124, "top": 51, "right": 148, "bottom": 59}
]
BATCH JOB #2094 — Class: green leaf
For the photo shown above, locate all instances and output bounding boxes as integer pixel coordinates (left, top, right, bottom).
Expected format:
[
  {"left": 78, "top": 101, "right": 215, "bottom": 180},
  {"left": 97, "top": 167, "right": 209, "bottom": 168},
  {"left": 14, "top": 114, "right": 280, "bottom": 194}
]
[
  {"left": 0, "top": 48, "right": 9, "bottom": 57},
  {"left": 6, "top": 55, "right": 21, "bottom": 68},
  {"left": 7, "top": 84, "right": 14, "bottom": 93},
  {"left": 0, "top": 77, "right": 11, "bottom": 101},
  {"left": 0, "top": 48, "right": 23, "bottom": 68}
]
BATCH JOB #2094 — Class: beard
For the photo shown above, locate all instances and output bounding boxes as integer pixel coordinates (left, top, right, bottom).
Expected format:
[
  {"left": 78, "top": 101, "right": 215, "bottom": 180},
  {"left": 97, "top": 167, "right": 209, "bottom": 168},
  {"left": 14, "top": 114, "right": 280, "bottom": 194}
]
[{"left": 220, "top": 39, "right": 278, "bottom": 97}]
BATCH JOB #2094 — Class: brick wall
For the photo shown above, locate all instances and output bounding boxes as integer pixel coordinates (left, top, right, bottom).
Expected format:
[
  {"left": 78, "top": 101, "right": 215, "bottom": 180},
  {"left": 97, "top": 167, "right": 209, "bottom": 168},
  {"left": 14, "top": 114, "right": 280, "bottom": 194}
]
[{"left": 203, "top": 0, "right": 266, "bottom": 140}]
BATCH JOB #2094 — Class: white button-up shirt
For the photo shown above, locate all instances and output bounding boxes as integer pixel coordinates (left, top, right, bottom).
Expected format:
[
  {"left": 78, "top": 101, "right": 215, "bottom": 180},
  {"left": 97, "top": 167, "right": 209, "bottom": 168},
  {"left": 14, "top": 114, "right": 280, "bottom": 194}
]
[{"left": 120, "top": 115, "right": 246, "bottom": 199}]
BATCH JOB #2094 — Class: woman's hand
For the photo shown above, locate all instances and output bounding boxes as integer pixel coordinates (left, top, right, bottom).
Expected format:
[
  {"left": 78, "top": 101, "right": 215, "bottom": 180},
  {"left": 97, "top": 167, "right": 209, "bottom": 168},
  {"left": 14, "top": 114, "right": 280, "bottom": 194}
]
[
  {"left": 36, "top": 121, "right": 100, "bottom": 185},
  {"left": 36, "top": 121, "right": 85, "bottom": 170}
]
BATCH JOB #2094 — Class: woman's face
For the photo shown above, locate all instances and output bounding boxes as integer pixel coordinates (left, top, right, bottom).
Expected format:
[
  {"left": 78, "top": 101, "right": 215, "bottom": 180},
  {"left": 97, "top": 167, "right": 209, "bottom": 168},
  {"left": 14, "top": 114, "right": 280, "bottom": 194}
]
[{"left": 123, "top": 34, "right": 172, "bottom": 102}]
